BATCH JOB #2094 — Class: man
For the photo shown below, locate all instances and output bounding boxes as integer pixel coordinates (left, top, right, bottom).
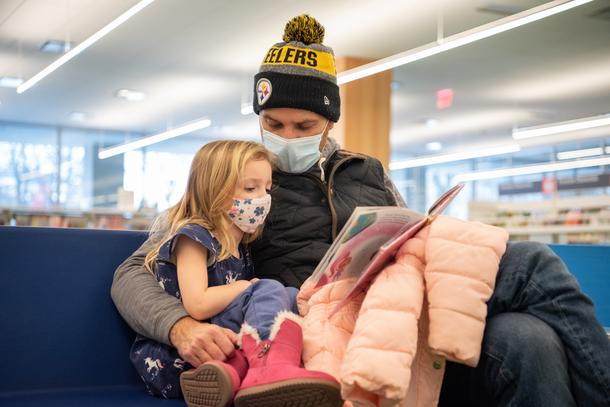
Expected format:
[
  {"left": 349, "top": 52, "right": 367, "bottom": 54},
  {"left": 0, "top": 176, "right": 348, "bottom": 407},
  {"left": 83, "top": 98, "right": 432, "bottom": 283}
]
[{"left": 112, "top": 14, "right": 609, "bottom": 406}]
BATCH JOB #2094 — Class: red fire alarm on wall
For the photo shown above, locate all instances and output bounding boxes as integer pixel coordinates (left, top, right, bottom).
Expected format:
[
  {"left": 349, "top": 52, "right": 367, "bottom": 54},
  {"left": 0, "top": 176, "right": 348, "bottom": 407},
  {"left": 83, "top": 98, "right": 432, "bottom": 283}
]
[
  {"left": 542, "top": 177, "right": 557, "bottom": 194},
  {"left": 436, "top": 88, "right": 454, "bottom": 110}
]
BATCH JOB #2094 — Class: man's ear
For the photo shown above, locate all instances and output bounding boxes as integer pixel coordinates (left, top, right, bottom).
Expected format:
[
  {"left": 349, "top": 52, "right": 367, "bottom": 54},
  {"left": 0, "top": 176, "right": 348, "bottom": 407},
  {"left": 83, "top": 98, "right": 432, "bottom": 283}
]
[
  {"left": 319, "top": 122, "right": 334, "bottom": 151},
  {"left": 319, "top": 134, "right": 328, "bottom": 152}
]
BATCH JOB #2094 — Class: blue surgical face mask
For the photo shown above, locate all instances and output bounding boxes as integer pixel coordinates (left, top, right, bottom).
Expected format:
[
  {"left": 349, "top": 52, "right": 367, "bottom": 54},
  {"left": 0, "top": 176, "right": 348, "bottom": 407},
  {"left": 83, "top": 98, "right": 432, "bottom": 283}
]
[{"left": 261, "top": 121, "right": 328, "bottom": 173}]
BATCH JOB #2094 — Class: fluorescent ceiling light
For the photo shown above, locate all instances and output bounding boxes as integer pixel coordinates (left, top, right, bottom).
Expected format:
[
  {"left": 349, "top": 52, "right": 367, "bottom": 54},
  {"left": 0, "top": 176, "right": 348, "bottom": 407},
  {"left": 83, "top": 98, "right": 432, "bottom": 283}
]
[
  {"left": 389, "top": 144, "right": 520, "bottom": 170},
  {"left": 241, "top": 103, "right": 254, "bottom": 115},
  {"left": 0, "top": 76, "right": 24, "bottom": 88},
  {"left": 512, "top": 113, "right": 610, "bottom": 140},
  {"left": 116, "top": 88, "right": 147, "bottom": 102},
  {"left": 556, "top": 147, "right": 603, "bottom": 160},
  {"left": 98, "top": 118, "right": 211, "bottom": 159},
  {"left": 453, "top": 156, "right": 610, "bottom": 183},
  {"left": 17, "top": 0, "right": 155, "bottom": 94},
  {"left": 337, "top": 0, "right": 593, "bottom": 85}
]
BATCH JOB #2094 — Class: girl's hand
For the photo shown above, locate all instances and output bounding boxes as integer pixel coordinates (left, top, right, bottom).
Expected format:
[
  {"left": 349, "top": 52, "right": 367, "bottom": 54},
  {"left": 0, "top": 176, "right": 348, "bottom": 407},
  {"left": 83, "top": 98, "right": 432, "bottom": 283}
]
[{"left": 233, "top": 279, "right": 253, "bottom": 291}]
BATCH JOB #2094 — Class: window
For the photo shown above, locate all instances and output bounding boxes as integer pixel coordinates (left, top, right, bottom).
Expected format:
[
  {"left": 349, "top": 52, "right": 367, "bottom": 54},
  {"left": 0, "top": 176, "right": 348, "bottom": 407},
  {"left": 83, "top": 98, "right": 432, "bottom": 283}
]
[{"left": 0, "top": 124, "right": 58, "bottom": 208}]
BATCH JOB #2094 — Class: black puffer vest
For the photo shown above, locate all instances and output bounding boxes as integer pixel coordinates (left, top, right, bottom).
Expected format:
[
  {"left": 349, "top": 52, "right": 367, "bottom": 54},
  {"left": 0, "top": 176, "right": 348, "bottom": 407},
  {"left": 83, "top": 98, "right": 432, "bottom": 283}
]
[{"left": 251, "top": 150, "right": 397, "bottom": 288}]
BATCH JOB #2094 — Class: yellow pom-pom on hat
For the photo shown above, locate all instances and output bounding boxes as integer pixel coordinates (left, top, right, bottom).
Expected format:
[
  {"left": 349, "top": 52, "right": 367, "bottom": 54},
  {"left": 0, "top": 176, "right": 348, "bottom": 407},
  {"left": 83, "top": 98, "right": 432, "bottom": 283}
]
[{"left": 282, "top": 14, "right": 325, "bottom": 45}]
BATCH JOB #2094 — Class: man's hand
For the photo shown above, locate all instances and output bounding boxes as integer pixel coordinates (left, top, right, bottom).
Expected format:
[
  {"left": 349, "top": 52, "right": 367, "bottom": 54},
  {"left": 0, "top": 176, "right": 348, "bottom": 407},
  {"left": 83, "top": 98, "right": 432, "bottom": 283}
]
[{"left": 169, "top": 317, "right": 237, "bottom": 367}]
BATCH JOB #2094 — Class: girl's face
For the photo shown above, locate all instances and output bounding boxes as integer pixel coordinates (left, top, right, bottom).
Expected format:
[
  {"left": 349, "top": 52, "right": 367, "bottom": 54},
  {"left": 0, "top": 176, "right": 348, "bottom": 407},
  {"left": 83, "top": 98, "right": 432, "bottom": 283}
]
[{"left": 234, "top": 158, "right": 272, "bottom": 200}]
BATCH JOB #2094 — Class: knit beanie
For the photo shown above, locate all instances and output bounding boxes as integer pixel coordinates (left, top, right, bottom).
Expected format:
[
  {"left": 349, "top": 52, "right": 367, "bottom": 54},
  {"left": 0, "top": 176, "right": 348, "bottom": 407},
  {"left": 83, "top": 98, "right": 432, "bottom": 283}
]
[{"left": 253, "top": 15, "right": 340, "bottom": 122}]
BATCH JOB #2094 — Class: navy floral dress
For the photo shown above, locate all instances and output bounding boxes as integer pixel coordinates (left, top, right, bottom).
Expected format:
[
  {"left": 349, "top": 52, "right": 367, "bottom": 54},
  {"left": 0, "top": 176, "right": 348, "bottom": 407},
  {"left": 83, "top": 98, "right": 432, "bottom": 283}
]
[{"left": 130, "top": 224, "right": 297, "bottom": 399}]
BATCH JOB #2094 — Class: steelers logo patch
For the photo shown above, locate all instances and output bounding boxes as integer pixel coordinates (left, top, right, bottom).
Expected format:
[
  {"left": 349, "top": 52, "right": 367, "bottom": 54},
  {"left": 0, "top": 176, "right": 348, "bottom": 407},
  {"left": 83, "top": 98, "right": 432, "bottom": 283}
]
[{"left": 256, "top": 78, "right": 272, "bottom": 106}]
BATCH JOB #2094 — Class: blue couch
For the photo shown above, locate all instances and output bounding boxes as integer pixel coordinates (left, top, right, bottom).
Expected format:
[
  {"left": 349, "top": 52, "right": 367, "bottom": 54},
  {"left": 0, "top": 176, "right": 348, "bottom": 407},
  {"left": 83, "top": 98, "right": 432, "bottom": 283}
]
[{"left": 0, "top": 226, "right": 608, "bottom": 406}]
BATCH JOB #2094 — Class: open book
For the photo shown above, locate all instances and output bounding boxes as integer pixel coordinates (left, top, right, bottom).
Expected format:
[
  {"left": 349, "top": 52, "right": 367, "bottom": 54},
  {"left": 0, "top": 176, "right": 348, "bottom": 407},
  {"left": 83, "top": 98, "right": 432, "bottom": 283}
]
[{"left": 309, "top": 183, "right": 464, "bottom": 314}]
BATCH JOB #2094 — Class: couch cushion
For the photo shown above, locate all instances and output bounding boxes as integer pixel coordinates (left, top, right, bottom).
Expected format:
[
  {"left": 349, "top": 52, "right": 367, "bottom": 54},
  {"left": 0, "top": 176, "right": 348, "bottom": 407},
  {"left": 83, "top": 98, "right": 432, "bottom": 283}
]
[
  {"left": 0, "top": 385, "right": 185, "bottom": 406},
  {"left": 0, "top": 226, "right": 148, "bottom": 393}
]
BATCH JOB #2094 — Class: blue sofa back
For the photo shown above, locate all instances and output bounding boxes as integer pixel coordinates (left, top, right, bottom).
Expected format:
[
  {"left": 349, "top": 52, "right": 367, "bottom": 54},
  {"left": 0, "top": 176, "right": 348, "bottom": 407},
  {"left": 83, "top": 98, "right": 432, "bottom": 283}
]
[
  {"left": 0, "top": 226, "right": 148, "bottom": 395},
  {"left": 0, "top": 226, "right": 608, "bottom": 400},
  {"left": 548, "top": 244, "right": 610, "bottom": 327}
]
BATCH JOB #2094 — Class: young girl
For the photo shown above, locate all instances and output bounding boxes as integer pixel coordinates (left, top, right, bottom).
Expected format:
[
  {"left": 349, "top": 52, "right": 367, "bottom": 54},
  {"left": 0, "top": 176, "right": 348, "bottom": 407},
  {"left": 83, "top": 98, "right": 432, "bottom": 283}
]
[{"left": 130, "top": 140, "right": 341, "bottom": 407}]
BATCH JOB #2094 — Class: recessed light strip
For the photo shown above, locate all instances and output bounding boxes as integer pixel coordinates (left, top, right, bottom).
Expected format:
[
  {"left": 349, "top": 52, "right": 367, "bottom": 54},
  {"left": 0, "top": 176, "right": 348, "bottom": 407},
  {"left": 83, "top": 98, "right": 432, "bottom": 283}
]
[
  {"left": 389, "top": 144, "right": 521, "bottom": 170},
  {"left": 17, "top": 0, "right": 156, "bottom": 94},
  {"left": 557, "top": 147, "right": 604, "bottom": 160},
  {"left": 337, "top": 0, "right": 593, "bottom": 85},
  {"left": 453, "top": 156, "right": 610, "bottom": 183},
  {"left": 98, "top": 118, "right": 211, "bottom": 159},
  {"left": 512, "top": 113, "right": 610, "bottom": 140}
]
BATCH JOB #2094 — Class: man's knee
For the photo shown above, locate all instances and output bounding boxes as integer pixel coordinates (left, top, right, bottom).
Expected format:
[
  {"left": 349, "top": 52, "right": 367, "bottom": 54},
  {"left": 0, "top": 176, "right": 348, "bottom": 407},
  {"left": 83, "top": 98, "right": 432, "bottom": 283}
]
[
  {"left": 484, "top": 313, "right": 566, "bottom": 368},
  {"left": 504, "top": 240, "right": 554, "bottom": 264},
  {"left": 480, "top": 314, "right": 575, "bottom": 405},
  {"left": 500, "top": 241, "right": 576, "bottom": 291}
]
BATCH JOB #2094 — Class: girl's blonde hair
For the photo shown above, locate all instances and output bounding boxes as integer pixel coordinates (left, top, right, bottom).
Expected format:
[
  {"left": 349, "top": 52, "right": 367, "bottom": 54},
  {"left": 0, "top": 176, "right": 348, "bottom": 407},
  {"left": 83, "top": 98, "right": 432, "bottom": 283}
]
[{"left": 144, "top": 140, "right": 274, "bottom": 273}]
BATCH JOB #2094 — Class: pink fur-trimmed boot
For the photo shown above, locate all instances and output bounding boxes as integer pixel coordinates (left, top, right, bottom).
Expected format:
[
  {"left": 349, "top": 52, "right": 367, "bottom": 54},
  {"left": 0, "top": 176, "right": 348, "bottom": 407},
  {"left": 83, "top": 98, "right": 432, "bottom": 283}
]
[
  {"left": 234, "top": 311, "right": 342, "bottom": 407},
  {"left": 180, "top": 348, "right": 248, "bottom": 407}
]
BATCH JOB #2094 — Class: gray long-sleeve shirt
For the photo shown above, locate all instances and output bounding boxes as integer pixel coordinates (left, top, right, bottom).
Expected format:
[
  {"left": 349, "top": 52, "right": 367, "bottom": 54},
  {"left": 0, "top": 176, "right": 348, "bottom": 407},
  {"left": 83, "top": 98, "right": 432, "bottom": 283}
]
[
  {"left": 110, "top": 141, "right": 406, "bottom": 345},
  {"left": 111, "top": 224, "right": 182, "bottom": 345}
]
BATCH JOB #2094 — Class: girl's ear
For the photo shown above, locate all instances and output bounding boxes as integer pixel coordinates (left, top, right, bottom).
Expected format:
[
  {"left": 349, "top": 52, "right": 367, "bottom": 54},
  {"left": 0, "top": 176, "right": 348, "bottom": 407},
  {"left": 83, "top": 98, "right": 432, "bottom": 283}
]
[{"left": 224, "top": 195, "right": 235, "bottom": 212}]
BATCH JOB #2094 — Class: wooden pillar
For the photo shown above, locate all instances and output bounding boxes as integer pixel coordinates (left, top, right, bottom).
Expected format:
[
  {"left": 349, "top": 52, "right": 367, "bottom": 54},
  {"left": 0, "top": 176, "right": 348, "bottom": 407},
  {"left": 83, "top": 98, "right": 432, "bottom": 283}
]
[{"left": 332, "top": 57, "right": 392, "bottom": 169}]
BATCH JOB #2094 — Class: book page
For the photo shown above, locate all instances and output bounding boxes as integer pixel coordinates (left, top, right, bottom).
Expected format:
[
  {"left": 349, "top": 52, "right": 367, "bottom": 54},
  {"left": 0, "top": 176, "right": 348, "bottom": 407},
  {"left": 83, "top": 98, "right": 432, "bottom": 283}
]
[
  {"left": 427, "top": 183, "right": 464, "bottom": 218},
  {"left": 309, "top": 207, "right": 370, "bottom": 285},
  {"left": 310, "top": 206, "right": 425, "bottom": 288},
  {"left": 329, "top": 183, "right": 465, "bottom": 315},
  {"left": 328, "top": 216, "right": 428, "bottom": 315}
]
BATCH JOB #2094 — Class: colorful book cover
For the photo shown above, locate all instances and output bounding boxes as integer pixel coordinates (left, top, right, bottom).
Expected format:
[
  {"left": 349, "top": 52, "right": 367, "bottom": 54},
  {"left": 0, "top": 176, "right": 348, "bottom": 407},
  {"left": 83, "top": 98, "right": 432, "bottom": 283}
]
[{"left": 308, "top": 184, "right": 464, "bottom": 314}]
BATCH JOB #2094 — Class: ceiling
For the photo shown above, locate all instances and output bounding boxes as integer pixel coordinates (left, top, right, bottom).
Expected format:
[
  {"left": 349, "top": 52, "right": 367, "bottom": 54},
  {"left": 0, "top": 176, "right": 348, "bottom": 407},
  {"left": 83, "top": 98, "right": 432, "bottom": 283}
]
[
  {"left": 390, "top": 0, "right": 610, "bottom": 158},
  {"left": 0, "top": 0, "right": 609, "bottom": 160}
]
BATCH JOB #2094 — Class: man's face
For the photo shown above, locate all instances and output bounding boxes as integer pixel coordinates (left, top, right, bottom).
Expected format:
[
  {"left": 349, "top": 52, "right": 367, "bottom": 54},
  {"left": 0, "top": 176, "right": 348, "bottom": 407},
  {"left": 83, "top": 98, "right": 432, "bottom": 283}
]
[{"left": 260, "top": 108, "right": 334, "bottom": 150}]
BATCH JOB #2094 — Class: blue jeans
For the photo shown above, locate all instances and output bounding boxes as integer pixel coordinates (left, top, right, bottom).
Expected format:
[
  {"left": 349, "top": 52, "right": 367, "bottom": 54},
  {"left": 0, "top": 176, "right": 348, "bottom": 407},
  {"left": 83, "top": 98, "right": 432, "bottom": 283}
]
[{"left": 439, "top": 241, "right": 610, "bottom": 406}]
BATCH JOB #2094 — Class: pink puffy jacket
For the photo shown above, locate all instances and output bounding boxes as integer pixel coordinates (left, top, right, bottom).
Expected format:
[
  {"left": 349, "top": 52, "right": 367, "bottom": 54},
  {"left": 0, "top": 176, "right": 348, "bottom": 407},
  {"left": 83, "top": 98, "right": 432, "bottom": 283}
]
[{"left": 297, "top": 216, "right": 508, "bottom": 406}]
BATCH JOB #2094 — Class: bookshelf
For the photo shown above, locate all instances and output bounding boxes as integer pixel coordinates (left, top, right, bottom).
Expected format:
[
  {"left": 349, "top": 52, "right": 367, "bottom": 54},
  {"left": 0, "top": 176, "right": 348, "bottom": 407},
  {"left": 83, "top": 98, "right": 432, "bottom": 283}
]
[
  {"left": 469, "top": 195, "right": 610, "bottom": 244},
  {"left": 0, "top": 206, "right": 156, "bottom": 230}
]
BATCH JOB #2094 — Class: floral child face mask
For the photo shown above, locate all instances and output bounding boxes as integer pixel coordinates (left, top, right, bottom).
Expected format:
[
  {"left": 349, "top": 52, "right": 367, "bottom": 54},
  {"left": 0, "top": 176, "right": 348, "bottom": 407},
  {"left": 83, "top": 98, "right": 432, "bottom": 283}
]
[{"left": 227, "top": 194, "right": 271, "bottom": 233}]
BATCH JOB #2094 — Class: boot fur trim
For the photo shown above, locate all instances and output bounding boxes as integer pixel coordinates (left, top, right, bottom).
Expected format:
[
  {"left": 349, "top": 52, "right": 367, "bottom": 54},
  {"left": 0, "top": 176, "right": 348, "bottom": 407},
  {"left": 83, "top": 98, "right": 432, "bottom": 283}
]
[
  {"left": 237, "top": 322, "right": 261, "bottom": 348},
  {"left": 269, "top": 310, "right": 303, "bottom": 341}
]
